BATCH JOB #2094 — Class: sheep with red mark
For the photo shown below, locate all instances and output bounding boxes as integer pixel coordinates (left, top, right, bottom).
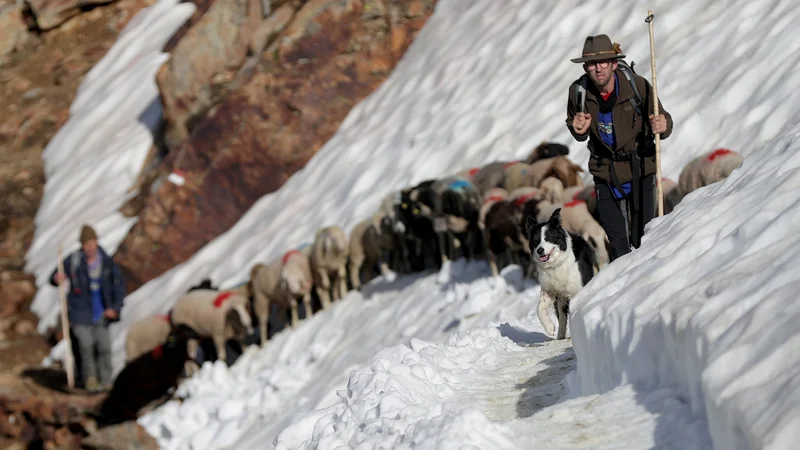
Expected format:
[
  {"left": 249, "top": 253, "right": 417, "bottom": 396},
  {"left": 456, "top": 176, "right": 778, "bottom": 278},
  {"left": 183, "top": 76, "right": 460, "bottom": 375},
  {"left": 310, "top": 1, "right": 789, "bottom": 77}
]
[
  {"left": 125, "top": 314, "right": 173, "bottom": 363},
  {"left": 169, "top": 289, "right": 253, "bottom": 366},
  {"left": 469, "top": 161, "right": 516, "bottom": 194},
  {"left": 503, "top": 156, "right": 584, "bottom": 192},
  {"left": 675, "top": 148, "right": 744, "bottom": 207},
  {"left": 563, "top": 184, "right": 597, "bottom": 215},
  {"left": 310, "top": 226, "right": 350, "bottom": 308},
  {"left": 348, "top": 214, "right": 396, "bottom": 290},
  {"left": 480, "top": 189, "right": 535, "bottom": 277},
  {"left": 560, "top": 200, "right": 610, "bottom": 272}
]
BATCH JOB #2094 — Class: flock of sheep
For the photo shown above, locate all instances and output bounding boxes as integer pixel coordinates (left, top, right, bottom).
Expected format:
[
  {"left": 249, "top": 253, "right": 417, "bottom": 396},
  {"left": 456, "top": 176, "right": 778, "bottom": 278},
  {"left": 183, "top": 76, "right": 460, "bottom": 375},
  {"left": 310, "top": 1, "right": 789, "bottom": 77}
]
[{"left": 122, "top": 143, "right": 744, "bottom": 379}]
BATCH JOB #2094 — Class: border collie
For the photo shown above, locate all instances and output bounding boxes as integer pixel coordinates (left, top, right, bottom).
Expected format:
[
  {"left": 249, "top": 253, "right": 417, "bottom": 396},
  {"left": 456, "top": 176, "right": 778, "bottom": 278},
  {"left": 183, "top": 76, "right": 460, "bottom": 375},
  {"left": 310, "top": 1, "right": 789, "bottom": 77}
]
[{"left": 525, "top": 208, "right": 596, "bottom": 339}]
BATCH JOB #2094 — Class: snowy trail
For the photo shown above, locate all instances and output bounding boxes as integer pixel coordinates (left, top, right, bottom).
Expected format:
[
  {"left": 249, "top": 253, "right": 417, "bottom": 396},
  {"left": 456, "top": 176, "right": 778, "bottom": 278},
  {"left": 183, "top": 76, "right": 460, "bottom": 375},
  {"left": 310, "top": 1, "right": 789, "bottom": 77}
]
[{"left": 444, "top": 338, "right": 575, "bottom": 423}]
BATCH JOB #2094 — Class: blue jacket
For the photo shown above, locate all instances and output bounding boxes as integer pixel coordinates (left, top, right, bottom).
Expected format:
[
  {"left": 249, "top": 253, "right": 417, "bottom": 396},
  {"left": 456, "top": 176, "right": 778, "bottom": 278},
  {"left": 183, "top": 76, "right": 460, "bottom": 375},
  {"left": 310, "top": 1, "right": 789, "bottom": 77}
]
[{"left": 49, "top": 246, "right": 125, "bottom": 326}]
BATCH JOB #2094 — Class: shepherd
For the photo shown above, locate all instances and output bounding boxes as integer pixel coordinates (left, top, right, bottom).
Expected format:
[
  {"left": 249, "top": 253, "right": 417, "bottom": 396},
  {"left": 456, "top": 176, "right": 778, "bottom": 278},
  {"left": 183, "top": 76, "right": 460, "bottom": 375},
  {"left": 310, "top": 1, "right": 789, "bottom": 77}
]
[
  {"left": 564, "top": 34, "right": 673, "bottom": 262},
  {"left": 50, "top": 225, "right": 125, "bottom": 392}
]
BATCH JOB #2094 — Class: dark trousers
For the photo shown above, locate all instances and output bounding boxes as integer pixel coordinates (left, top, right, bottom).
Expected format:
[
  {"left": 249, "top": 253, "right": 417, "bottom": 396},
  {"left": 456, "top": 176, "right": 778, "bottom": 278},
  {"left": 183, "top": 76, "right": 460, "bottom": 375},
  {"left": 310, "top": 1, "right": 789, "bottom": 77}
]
[{"left": 594, "top": 174, "right": 656, "bottom": 262}]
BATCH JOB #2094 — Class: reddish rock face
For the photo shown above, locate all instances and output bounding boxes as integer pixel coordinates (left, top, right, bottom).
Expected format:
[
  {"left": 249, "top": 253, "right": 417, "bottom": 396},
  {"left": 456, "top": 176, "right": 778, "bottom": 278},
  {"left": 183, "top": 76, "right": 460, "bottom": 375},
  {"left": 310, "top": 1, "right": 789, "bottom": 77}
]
[
  {"left": 26, "top": 0, "right": 116, "bottom": 30},
  {"left": 114, "top": 0, "right": 436, "bottom": 293},
  {"left": 157, "top": 0, "right": 264, "bottom": 150}
]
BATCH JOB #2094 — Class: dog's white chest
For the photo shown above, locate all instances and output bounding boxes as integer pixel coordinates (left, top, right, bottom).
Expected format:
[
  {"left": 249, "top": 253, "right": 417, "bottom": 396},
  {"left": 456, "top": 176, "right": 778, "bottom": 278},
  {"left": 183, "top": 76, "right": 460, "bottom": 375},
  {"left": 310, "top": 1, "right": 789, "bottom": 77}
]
[{"left": 539, "top": 260, "right": 583, "bottom": 298}]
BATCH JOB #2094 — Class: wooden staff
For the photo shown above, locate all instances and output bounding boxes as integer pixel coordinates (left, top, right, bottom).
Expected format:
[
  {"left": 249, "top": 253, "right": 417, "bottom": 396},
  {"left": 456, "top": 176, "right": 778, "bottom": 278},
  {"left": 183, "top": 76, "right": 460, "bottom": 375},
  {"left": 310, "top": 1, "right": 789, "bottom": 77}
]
[
  {"left": 57, "top": 244, "right": 75, "bottom": 390},
  {"left": 646, "top": 10, "right": 664, "bottom": 217}
]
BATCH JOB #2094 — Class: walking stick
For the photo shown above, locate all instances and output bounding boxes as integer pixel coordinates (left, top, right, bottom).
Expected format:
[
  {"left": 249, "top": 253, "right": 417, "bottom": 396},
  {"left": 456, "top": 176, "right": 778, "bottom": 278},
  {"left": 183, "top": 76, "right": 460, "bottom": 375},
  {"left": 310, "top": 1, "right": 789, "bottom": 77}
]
[
  {"left": 646, "top": 10, "right": 664, "bottom": 217},
  {"left": 57, "top": 244, "right": 75, "bottom": 390}
]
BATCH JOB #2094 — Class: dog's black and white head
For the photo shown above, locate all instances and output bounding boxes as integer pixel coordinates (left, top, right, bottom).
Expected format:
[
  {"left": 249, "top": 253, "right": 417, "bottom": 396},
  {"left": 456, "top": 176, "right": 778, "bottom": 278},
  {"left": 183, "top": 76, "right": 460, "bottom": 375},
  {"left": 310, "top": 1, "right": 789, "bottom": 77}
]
[{"left": 525, "top": 208, "right": 571, "bottom": 265}]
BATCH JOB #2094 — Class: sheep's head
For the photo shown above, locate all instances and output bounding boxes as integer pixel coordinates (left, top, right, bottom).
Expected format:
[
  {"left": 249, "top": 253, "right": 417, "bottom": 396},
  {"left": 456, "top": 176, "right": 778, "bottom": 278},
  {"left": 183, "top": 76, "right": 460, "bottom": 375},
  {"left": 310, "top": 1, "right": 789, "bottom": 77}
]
[
  {"left": 539, "top": 177, "right": 565, "bottom": 203},
  {"left": 281, "top": 269, "right": 311, "bottom": 296},
  {"left": 225, "top": 303, "right": 254, "bottom": 339}
]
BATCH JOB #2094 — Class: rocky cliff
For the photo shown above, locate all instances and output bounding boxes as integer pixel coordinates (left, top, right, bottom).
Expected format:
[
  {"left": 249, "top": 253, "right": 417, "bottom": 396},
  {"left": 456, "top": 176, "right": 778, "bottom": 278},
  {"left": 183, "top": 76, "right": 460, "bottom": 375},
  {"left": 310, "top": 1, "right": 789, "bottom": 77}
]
[{"left": 113, "top": 0, "right": 436, "bottom": 293}]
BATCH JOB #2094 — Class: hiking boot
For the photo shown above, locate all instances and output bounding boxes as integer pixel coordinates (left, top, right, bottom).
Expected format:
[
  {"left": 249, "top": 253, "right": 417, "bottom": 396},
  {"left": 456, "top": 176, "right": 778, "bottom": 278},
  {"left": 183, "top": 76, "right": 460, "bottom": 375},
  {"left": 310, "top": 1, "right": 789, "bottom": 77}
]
[{"left": 85, "top": 376, "right": 99, "bottom": 393}]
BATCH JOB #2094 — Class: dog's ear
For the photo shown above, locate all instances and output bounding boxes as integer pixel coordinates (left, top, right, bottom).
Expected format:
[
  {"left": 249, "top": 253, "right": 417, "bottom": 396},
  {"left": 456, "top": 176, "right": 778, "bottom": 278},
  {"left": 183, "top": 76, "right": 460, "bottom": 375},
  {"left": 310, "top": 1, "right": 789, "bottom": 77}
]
[
  {"left": 550, "top": 208, "right": 562, "bottom": 226},
  {"left": 524, "top": 215, "right": 537, "bottom": 235}
]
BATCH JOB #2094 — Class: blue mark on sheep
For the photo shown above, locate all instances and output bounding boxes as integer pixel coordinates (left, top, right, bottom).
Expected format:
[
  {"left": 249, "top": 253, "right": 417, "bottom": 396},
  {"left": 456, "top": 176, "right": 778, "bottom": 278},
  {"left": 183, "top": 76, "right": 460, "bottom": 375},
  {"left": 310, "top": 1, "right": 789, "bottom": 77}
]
[{"left": 448, "top": 179, "right": 473, "bottom": 192}]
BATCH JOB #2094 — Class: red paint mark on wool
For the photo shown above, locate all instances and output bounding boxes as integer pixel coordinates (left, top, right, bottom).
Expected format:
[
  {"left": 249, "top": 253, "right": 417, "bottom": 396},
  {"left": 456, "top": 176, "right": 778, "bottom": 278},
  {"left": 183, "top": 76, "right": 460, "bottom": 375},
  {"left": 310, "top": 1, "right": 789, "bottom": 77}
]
[
  {"left": 514, "top": 194, "right": 537, "bottom": 206},
  {"left": 213, "top": 291, "right": 234, "bottom": 308},
  {"left": 468, "top": 167, "right": 480, "bottom": 176},
  {"left": 707, "top": 148, "right": 733, "bottom": 161},
  {"left": 503, "top": 161, "right": 520, "bottom": 168},
  {"left": 157, "top": 315, "right": 170, "bottom": 323},
  {"left": 281, "top": 250, "right": 302, "bottom": 265},
  {"left": 483, "top": 195, "right": 506, "bottom": 205}
]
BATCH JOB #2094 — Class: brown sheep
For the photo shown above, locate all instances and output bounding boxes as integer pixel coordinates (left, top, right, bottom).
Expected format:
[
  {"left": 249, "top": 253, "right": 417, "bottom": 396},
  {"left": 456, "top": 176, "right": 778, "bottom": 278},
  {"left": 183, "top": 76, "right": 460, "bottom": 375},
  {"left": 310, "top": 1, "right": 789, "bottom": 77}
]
[
  {"left": 170, "top": 289, "right": 253, "bottom": 370},
  {"left": 310, "top": 226, "right": 350, "bottom": 308},
  {"left": 125, "top": 314, "right": 173, "bottom": 363},
  {"left": 525, "top": 141, "right": 570, "bottom": 164},
  {"left": 348, "top": 214, "right": 395, "bottom": 290},
  {"left": 481, "top": 191, "right": 534, "bottom": 278}
]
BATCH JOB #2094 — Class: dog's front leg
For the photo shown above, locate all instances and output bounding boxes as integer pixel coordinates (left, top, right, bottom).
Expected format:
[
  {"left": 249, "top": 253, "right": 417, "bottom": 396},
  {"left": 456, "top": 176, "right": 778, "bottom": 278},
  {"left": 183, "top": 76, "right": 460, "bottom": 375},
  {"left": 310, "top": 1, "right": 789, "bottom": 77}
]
[
  {"left": 537, "top": 288, "right": 556, "bottom": 337},
  {"left": 555, "top": 297, "right": 569, "bottom": 340}
]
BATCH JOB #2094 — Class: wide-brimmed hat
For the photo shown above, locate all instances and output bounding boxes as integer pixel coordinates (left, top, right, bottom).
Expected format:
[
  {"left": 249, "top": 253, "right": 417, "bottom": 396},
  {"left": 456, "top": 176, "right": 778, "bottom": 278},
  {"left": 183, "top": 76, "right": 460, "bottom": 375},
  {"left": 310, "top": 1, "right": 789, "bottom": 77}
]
[{"left": 570, "top": 34, "right": 625, "bottom": 63}]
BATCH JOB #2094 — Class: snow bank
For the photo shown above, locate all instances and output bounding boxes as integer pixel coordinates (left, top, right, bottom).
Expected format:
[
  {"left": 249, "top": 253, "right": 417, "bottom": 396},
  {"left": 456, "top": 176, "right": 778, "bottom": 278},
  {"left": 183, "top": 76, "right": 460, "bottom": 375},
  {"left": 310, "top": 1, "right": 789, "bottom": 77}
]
[
  {"left": 570, "top": 122, "right": 800, "bottom": 449},
  {"left": 25, "top": 0, "right": 196, "bottom": 333}
]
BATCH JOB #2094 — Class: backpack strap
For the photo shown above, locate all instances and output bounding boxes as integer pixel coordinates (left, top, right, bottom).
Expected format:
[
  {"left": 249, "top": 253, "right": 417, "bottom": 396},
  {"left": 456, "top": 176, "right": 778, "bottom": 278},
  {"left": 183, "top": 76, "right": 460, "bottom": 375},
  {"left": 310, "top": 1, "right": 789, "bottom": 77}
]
[
  {"left": 575, "top": 76, "right": 588, "bottom": 113},
  {"left": 69, "top": 250, "right": 81, "bottom": 285}
]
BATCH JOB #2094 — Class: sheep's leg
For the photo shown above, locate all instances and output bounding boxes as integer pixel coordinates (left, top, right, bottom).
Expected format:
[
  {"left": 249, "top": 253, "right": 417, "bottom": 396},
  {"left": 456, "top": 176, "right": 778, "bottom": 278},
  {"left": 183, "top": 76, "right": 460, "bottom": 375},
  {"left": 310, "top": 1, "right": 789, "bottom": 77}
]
[
  {"left": 316, "top": 269, "right": 332, "bottom": 309},
  {"left": 259, "top": 300, "right": 270, "bottom": 347},
  {"left": 288, "top": 295, "right": 300, "bottom": 328},
  {"left": 214, "top": 336, "right": 227, "bottom": 365},
  {"left": 184, "top": 339, "right": 200, "bottom": 377},
  {"left": 337, "top": 264, "right": 348, "bottom": 299},
  {"left": 349, "top": 259, "right": 362, "bottom": 291},
  {"left": 484, "top": 230, "right": 499, "bottom": 278},
  {"left": 302, "top": 292, "right": 313, "bottom": 320}
]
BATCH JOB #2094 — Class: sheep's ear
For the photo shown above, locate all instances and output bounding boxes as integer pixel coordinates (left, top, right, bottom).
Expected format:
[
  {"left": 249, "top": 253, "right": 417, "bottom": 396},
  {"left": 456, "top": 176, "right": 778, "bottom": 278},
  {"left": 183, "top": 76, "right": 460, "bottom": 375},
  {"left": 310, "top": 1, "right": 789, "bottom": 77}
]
[
  {"left": 550, "top": 208, "right": 562, "bottom": 226},
  {"left": 524, "top": 215, "right": 537, "bottom": 235}
]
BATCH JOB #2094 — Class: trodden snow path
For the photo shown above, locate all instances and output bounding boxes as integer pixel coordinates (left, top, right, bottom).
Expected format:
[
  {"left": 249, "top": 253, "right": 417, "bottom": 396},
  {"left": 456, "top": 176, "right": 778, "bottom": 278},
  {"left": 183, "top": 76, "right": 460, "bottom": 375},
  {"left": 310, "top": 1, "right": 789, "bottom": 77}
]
[{"left": 271, "top": 314, "right": 713, "bottom": 450}]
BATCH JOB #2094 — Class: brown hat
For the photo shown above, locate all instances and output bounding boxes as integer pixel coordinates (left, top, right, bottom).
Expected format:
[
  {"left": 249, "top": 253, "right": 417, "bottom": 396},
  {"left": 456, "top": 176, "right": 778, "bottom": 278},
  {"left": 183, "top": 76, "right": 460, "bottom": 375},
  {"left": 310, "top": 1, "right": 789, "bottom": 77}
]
[
  {"left": 79, "top": 225, "right": 98, "bottom": 244},
  {"left": 570, "top": 34, "right": 625, "bottom": 63}
]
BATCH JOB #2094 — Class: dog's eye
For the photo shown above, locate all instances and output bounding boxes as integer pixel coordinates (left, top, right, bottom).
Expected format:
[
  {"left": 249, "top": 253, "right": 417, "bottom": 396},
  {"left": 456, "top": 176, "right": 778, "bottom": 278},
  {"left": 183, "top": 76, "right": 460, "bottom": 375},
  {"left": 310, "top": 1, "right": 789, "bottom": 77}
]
[
  {"left": 412, "top": 208, "right": 419, "bottom": 215},
  {"left": 401, "top": 203, "right": 407, "bottom": 209}
]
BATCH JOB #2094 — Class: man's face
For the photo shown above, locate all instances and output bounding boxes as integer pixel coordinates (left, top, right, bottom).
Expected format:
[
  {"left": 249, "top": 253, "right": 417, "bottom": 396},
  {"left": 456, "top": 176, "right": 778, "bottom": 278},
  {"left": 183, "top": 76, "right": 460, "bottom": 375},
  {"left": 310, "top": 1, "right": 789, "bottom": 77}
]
[
  {"left": 584, "top": 59, "right": 618, "bottom": 89},
  {"left": 83, "top": 239, "right": 98, "bottom": 259}
]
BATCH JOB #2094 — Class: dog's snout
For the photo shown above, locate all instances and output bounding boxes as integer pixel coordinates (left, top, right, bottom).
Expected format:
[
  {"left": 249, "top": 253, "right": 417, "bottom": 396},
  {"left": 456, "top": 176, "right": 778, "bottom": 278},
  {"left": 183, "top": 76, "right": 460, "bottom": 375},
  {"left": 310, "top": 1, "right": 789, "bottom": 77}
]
[{"left": 536, "top": 247, "right": 545, "bottom": 256}]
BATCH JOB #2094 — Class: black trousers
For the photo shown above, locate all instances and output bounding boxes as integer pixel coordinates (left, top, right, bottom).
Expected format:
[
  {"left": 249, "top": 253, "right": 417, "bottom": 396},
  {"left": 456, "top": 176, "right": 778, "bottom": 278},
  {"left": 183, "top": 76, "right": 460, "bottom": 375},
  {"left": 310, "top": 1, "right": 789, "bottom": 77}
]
[{"left": 594, "top": 174, "right": 656, "bottom": 262}]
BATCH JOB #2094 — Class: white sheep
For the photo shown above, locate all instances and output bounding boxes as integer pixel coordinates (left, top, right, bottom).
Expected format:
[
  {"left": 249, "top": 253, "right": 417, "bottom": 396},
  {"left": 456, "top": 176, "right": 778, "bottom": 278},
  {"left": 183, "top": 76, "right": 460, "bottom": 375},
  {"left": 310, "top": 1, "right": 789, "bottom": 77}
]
[
  {"left": 539, "top": 177, "right": 565, "bottom": 204},
  {"left": 170, "top": 289, "right": 253, "bottom": 368},
  {"left": 310, "top": 226, "right": 350, "bottom": 308},
  {"left": 125, "top": 314, "right": 173, "bottom": 363}
]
